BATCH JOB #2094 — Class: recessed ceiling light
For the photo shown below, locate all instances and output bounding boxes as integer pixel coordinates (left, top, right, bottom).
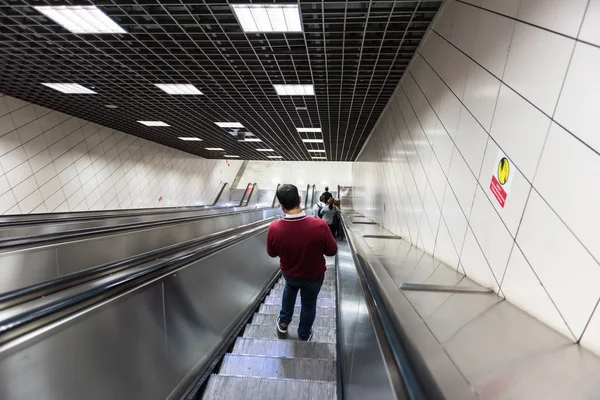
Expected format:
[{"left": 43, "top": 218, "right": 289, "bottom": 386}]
[
  {"left": 256, "top": 148, "right": 275, "bottom": 152},
  {"left": 105, "top": 104, "right": 118, "bottom": 109},
  {"left": 297, "top": 127, "right": 322, "bottom": 133},
  {"left": 155, "top": 84, "right": 203, "bottom": 95},
  {"left": 231, "top": 4, "right": 302, "bottom": 33},
  {"left": 224, "top": 155, "right": 240, "bottom": 158},
  {"left": 215, "top": 122, "right": 244, "bottom": 128},
  {"left": 178, "top": 137, "right": 202, "bottom": 141},
  {"left": 268, "top": 155, "right": 283, "bottom": 159},
  {"left": 34, "top": 5, "right": 126, "bottom": 34},
  {"left": 307, "top": 149, "right": 326, "bottom": 153},
  {"left": 205, "top": 148, "right": 225, "bottom": 151},
  {"left": 295, "top": 106, "right": 308, "bottom": 111},
  {"left": 244, "top": 138, "right": 262, "bottom": 142},
  {"left": 302, "top": 139, "right": 324, "bottom": 143},
  {"left": 273, "top": 84, "right": 314, "bottom": 96},
  {"left": 311, "top": 157, "right": 327, "bottom": 160},
  {"left": 41, "top": 83, "right": 96, "bottom": 94},
  {"left": 138, "top": 121, "right": 170, "bottom": 127}
]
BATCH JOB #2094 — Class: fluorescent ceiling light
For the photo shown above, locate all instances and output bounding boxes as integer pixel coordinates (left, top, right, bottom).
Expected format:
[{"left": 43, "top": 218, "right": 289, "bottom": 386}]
[
  {"left": 307, "top": 149, "right": 326, "bottom": 153},
  {"left": 105, "top": 104, "right": 118, "bottom": 109},
  {"left": 155, "top": 84, "right": 203, "bottom": 95},
  {"left": 297, "top": 127, "right": 322, "bottom": 133},
  {"left": 215, "top": 122, "right": 244, "bottom": 128},
  {"left": 273, "top": 84, "right": 314, "bottom": 96},
  {"left": 268, "top": 156, "right": 283, "bottom": 159},
  {"left": 34, "top": 5, "right": 126, "bottom": 34},
  {"left": 41, "top": 83, "right": 96, "bottom": 94},
  {"left": 312, "top": 157, "right": 327, "bottom": 160},
  {"left": 205, "top": 148, "right": 225, "bottom": 151},
  {"left": 295, "top": 106, "right": 307, "bottom": 110},
  {"left": 178, "top": 137, "right": 202, "bottom": 141},
  {"left": 138, "top": 121, "right": 170, "bottom": 127},
  {"left": 302, "top": 139, "right": 324, "bottom": 143},
  {"left": 224, "top": 155, "right": 240, "bottom": 158},
  {"left": 244, "top": 138, "right": 262, "bottom": 142},
  {"left": 256, "top": 148, "right": 275, "bottom": 152},
  {"left": 232, "top": 4, "right": 302, "bottom": 33}
]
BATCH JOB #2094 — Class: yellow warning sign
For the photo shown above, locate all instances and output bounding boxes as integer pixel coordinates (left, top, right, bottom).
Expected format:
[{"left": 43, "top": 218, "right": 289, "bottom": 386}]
[{"left": 497, "top": 157, "right": 510, "bottom": 185}]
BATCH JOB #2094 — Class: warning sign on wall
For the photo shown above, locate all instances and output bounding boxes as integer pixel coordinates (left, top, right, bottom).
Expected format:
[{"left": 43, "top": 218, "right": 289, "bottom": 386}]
[{"left": 489, "top": 150, "right": 513, "bottom": 208}]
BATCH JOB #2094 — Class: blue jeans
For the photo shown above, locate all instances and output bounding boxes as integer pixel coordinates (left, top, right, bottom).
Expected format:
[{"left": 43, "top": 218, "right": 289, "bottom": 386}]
[{"left": 278, "top": 273, "right": 325, "bottom": 338}]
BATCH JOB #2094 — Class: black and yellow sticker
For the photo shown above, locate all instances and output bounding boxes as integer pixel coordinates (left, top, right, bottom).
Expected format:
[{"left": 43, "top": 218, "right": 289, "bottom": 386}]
[{"left": 497, "top": 157, "right": 510, "bottom": 185}]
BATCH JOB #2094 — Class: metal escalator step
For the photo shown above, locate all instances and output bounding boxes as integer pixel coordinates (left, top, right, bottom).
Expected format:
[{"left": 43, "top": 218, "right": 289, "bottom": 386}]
[
  {"left": 258, "top": 304, "right": 336, "bottom": 317},
  {"left": 264, "top": 295, "right": 335, "bottom": 308},
  {"left": 268, "top": 289, "right": 334, "bottom": 300},
  {"left": 243, "top": 324, "right": 336, "bottom": 343},
  {"left": 272, "top": 283, "right": 335, "bottom": 293},
  {"left": 277, "top": 278, "right": 336, "bottom": 287},
  {"left": 251, "top": 313, "right": 336, "bottom": 329},
  {"left": 202, "top": 374, "right": 336, "bottom": 400},
  {"left": 232, "top": 338, "right": 336, "bottom": 360},
  {"left": 219, "top": 354, "right": 336, "bottom": 381}
]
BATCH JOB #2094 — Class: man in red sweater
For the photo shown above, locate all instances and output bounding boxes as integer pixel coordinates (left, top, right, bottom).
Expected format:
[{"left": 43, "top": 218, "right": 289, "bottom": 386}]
[{"left": 266, "top": 184, "right": 338, "bottom": 341}]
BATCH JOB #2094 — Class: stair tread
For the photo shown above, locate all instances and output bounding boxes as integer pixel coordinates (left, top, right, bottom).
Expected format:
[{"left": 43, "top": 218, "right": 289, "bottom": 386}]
[
  {"left": 252, "top": 313, "right": 336, "bottom": 329},
  {"left": 202, "top": 374, "right": 336, "bottom": 400},
  {"left": 272, "top": 283, "right": 335, "bottom": 293},
  {"left": 219, "top": 354, "right": 336, "bottom": 381},
  {"left": 264, "top": 295, "right": 335, "bottom": 308},
  {"left": 231, "top": 337, "right": 336, "bottom": 360},
  {"left": 258, "top": 304, "right": 336, "bottom": 317},
  {"left": 269, "top": 289, "right": 333, "bottom": 299},
  {"left": 243, "top": 323, "right": 336, "bottom": 343}
]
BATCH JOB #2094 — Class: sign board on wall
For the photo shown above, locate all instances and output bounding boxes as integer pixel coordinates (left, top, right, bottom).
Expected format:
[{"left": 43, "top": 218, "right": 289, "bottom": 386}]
[{"left": 489, "top": 150, "right": 513, "bottom": 208}]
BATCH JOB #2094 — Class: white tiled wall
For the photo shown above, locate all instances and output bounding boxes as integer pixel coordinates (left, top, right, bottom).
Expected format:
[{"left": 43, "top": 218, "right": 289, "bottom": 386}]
[
  {"left": 0, "top": 93, "right": 242, "bottom": 214},
  {"left": 239, "top": 161, "right": 353, "bottom": 191},
  {"left": 353, "top": 0, "right": 600, "bottom": 354}
]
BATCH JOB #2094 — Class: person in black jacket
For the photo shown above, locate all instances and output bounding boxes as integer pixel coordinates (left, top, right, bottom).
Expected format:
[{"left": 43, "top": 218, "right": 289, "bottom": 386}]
[{"left": 322, "top": 186, "right": 332, "bottom": 202}]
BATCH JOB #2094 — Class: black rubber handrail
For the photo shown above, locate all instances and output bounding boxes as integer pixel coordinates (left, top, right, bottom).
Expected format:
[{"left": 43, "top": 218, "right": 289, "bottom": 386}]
[
  {"left": 0, "top": 219, "right": 274, "bottom": 346},
  {"left": 0, "top": 218, "right": 273, "bottom": 312},
  {"left": 339, "top": 215, "right": 444, "bottom": 400},
  {"left": 0, "top": 206, "right": 269, "bottom": 250},
  {"left": 271, "top": 183, "right": 281, "bottom": 208}
]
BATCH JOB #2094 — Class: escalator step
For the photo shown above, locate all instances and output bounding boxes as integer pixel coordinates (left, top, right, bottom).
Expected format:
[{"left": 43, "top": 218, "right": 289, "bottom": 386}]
[
  {"left": 268, "top": 289, "right": 333, "bottom": 300},
  {"left": 271, "top": 283, "right": 336, "bottom": 293},
  {"left": 251, "top": 313, "right": 336, "bottom": 330},
  {"left": 258, "top": 304, "right": 336, "bottom": 317},
  {"left": 243, "top": 324, "right": 336, "bottom": 343},
  {"left": 202, "top": 374, "right": 336, "bottom": 400},
  {"left": 219, "top": 354, "right": 336, "bottom": 381},
  {"left": 264, "top": 295, "right": 335, "bottom": 308},
  {"left": 277, "top": 278, "right": 336, "bottom": 287},
  {"left": 232, "top": 337, "right": 336, "bottom": 360}
]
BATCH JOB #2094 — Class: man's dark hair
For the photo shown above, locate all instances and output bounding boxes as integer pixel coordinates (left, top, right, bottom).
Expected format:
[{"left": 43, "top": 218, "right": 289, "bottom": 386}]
[
  {"left": 319, "top": 194, "right": 325, "bottom": 202},
  {"left": 324, "top": 186, "right": 329, "bottom": 192},
  {"left": 277, "top": 184, "right": 300, "bottom": 210}
]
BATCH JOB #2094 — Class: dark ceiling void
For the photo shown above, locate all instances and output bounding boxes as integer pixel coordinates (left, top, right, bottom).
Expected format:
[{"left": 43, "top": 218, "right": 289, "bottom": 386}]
[{"left": 0, "top": 0, "right": 442, "bottom": 161}]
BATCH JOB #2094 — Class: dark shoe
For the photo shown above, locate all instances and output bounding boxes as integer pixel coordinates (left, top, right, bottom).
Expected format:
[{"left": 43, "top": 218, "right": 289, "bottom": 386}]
[
  {"left": 276, "top": 317, "right": 288, "bottom": 334},
  {"left": 298, "top": 329, "right": 313, "bottom": 342}
]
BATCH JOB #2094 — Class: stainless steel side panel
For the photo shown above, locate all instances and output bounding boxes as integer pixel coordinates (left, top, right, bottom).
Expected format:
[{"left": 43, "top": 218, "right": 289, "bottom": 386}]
[{"left": 0, "top": 232, "right": 279, "bottom": 400}]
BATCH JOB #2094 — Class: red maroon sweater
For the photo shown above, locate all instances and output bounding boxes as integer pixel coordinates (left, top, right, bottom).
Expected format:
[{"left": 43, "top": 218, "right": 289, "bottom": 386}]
[{"left": 266, "top": 213, "right": 338, "bottom": 278}]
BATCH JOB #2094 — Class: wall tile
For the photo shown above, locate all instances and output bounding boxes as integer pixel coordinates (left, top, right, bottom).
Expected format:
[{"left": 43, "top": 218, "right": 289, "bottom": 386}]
[
  {"left": 431, "top": 0, "right": 456, "bottom": 40},
  {"left": 517, "top": 0, "right": 588, "bottom": 37},
  {"left": 0, "top": 146, "right": 27, "bottom": 173},
  {"left": 16, "top": 120, "right": 42, "bottom": 143},
  {"left": 39, "top": 176, "right": 62, "bottom": 200},
  {"left": 503, "top": 22, "right": 575, "bottom": 116},
  {"left": 450, "top": 1, "right": 480, "bottom": 56},
  {"left": 19, "top": 189, "right": 43, "bottom": 213},
  {"left": 0, "top": 190, "right": 17, "bottom": 213},
  {"left": 454, "top": 107, "right": 489, "bottom": 177},
  {"left": 29, "top": 149, "right": 52, "bottom": 173},
  {"left": 534, "top": 123, "right": 600, "bottom": 262},
  {"left": 434, "top": 219, "right": 460, "bottom": 270},
  {"left": 441, "top": 185, "right": 469, "bottom": 253},
  {"left": 554, "top": 42, "right": 600, "bottom": 154},
  {"left": 516, "top": 191, "right": 600, "bottom": 338},
  {"left": 460, "top": 227, "right": 500, "bottom": 291},
  {"left": 0, "top": 130, "right": 22, "bottom": 157},
  {"left": 462, "top": 61, "right": 501, "bottom": 132},
  {"left": 436, "top": 87, "right": 462, "bottom": 141},
  {"left": 440, "top": 40, "right": 471, "bottom": 100},
  {"left": 580, "top": 304, "right": 600, "bottom": 354},
  {"left": 0, "top": 174, "right": 9, "bottom": 196},
  {"left": 579, "top": 0, "right": 600, "bottom": 46},
  {"left": 472, "top": 10, "right": 515, "bottom": 78},
  {"left": 9, "top": 105, "right": 36, "bottom": 129},
  {"left": 447, "top": 151, "right": 477, "bottom": 216},
  {"left": 22, "top": 134, "right": 48, "bottom": 159},
  {"left": 6, "top": 160, "right": 32, "bottom": 187},
  {"left": 462, "top": 0, "right": 521, "bottom": 18}
]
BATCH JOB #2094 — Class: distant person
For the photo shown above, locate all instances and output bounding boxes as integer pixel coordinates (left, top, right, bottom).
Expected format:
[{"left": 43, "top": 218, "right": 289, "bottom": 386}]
[
  {"left": 313, "top": 194, "right": 326, "bottom": 218},
  {"left": 266, "top": 184, "right": 338, "bottom": 341},
  {"left": 321, "top": 197, "right": 341, "bottom": 238},
  {"left": 322, "top": 186, "right": 332, "bottom": 202}
]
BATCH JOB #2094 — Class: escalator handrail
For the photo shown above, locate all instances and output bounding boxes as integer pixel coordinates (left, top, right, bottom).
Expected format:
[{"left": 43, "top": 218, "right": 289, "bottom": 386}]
[
  {"left": 0, "top": 218, "right": 275, "bottom": 346},
  {"left": 208, "top": 182, "right": 229, "bottom": 206},
  {"left": 339, "top": 214, "right": 444, "bottom": 400},
  {"left": 237, "top": 183, "right": 253, "bottom": 207},
  {"left": 0, "top": 218, "right": 274, "bottom": 312},
  {"left": 245, "top": 182, "right": 259, "bottom": 207},
  {"left": 0, "top": 207, "right": 271, "bottom": 251},
  {"left": 271, "top": 184, "right": 281, "bottom": 208}
]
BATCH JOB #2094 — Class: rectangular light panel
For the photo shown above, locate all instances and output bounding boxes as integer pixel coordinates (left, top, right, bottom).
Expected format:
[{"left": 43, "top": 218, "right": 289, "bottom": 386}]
[
  {"left": 273, "top": 84, "right": 314, "bottom": 96},
  {"left": 302, "top": 139, "right": 324, "bottom": 143},
  {"left": 35, "top": 5, "right": 126, "bottom": 34},
  {"left": 138, "top": 121, "right": 169, "bottom": 127},
  {"left": 297, "top": 127, "right": 322, "bottom": 133},
  {"left": 232, "top": 4, "right": 302, "bottom": 33},
  {"left": 307, "top": 149, "right": 326, "bottom": 153},
  {"left": 244, "top": 138, "right": 262, "bottom": 142},
  {"left": 41, "top": 83, "right": 96, "bottom": 94},
  {"left": 224, "top": 155, "right": 240, "bottom": 158},
  {"left": 256, "top": 148, "right": 275, "bottom": 152},
  {"left": 215, "top": 122, "right": 244, "bottom": 128},
  {"left": 205, "top": 148, "right": 225, "bottom": 151},
  {"left": 312, "top": 157, "right": 327, "bottom": 160},
  {"left": 155, "top": 84, "right": 203, "bottom": 95},
  {"left": 178, "top": 137, "right": 202, "bottom": 141},
  {"left": 268, "top": 156, "right": 283, "bottom": 159}
]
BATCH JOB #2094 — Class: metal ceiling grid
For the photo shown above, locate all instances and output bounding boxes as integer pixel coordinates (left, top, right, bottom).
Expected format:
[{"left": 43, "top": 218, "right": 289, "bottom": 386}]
[{"left": 0, "top": 0, "right": 442, "bottom": 160}]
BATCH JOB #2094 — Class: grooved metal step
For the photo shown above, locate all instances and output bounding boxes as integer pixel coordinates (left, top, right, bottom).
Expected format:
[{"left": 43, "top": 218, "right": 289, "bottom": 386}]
[
  {"left": 231, "top": 338, "right": 336, "bottom": 360},
  {"left": 258, "top": 304, "right": 336, "bottom": 317},
  {"left": 264, "top": 295, "right": 335, "bottom": 308},
  {"left": 268, "top": 289, "right": 334, "bottom": 300},
  {"left": 272, "top": 283, "right": 336, "bottom": 293},
  {"left": 277, "top": 278, "right": 336, "bottom": 287},
  {"left": 202, "top": 374, "right": 336, "bottom": 400},
  {"left": 219, "top": 354, "right": 336, "bottom": 381},
  {"left": 243, "top": 324, "right": 336, "bottom": 343},
  {"left": 251, "top": 313, "right": 336, "bottom": 329}
]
